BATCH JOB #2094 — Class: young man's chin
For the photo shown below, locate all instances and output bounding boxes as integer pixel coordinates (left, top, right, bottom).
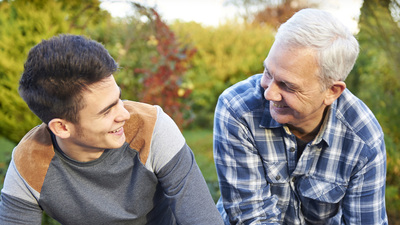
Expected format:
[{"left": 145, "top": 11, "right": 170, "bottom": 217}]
[{"left": 111, "top": 133, "right": 126, "bottom": 149}]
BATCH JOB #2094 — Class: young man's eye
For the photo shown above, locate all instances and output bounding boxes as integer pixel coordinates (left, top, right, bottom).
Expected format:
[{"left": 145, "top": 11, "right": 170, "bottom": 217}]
[{"left": 104, "top": 109, "right": 111, "bottom": 116}]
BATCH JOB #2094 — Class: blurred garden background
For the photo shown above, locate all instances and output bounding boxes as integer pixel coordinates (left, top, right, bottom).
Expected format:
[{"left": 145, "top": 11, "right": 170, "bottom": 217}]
[{"left": 0, "top": 0, "right": 399, "bottom": 224}]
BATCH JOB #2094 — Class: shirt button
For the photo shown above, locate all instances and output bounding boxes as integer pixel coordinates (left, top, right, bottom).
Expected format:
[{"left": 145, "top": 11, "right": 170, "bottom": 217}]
[
  {"left": 276, "top": 175, "right": 281, "bottom": 180},
  {"left": 290, "top": 147, "right": 296, "bottom": 152}
]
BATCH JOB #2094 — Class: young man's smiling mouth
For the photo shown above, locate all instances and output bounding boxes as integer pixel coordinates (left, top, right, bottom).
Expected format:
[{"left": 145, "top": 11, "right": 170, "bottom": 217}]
[{"left": 109, "top": 127, "right": 124, "bottom": 134}]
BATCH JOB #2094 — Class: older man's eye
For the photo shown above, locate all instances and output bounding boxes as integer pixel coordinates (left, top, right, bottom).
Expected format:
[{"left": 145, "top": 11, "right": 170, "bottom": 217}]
[
  {"left": 279, "top": 82, "right": 296, "bottom": 92},
  {"left": 263, "top": 71, "right": 272, "bottom": 79}
]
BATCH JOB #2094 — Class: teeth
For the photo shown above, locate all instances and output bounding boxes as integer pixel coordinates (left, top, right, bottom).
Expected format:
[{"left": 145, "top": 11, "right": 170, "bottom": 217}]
[
  {"left": 110, "top": 127, "right": 122, "bottom": 133},
  {"left": 273, "top": 103, "right": 285, "bottom": 108}
]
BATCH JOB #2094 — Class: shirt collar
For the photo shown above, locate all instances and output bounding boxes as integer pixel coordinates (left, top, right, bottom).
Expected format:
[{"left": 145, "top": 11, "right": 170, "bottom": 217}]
[
  {"left": 259, "top": 98, "right": 339, "bottom": 148},
  {"left": 311, "top": 104, "right": 333, "bottom": 147},
  {"left": 316, "top": 99, "right": 340, "bottom": 148}
]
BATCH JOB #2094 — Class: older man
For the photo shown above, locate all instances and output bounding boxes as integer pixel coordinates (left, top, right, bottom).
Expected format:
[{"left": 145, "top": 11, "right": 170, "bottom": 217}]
[{"left": 214, "top": 8, "right": 387, "bottom": 224}]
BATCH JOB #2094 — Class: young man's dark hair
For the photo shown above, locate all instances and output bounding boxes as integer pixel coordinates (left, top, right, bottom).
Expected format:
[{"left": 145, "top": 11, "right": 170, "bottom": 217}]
[{"left": 19, "top": 34, "right": 118, "bottom": 124}]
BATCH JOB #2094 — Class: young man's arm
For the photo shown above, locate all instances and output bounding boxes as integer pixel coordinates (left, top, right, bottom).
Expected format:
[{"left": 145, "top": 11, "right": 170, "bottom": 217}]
[
  {"left": 150, "top": 107, "right": 224, "bottom": 224},
  {"left": 0, "top": 159, "right": 43, "bottom": 224},
  {"left": 158, "top": 143, "right": 224, "bottom": 224}
]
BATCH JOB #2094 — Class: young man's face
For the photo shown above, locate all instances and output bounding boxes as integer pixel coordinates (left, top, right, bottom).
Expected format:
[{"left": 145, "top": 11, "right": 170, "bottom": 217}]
[
  {"left": 67, "top": 75, "right": 130, "bottom": 153},
  {"left": 261, "top": 42, "right": 331, "bottom": 133}
]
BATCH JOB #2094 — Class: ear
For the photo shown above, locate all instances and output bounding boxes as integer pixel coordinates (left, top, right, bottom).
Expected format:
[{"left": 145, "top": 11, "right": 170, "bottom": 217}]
[
  {"left": 48, "top": 118, "right": 71, "bottom": 139},
  {"left": 324, "top": 81, "right": 346, "bottom": 106}
]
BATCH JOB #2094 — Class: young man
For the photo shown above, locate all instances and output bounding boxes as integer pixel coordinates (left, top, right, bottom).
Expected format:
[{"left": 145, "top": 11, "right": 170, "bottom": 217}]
[
  {"left": 214, "top": 9, "right": 387, "bottom": 224},
  {"left": 0, "top": 34, "right": 224, "bottom": 224}
]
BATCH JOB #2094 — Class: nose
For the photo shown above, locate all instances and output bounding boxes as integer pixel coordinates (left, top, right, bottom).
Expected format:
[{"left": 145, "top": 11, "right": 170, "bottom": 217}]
[
  {"left": 115, "top": 100, "right": 131, "bottom": 122},
  {"left": 264, "top": 81, "right": 282, "bottom": 102}
]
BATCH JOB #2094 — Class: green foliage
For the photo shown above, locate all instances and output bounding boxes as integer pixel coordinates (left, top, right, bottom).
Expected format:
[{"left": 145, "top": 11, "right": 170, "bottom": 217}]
[
  {"left": 0, "top": 0, "right": 112, "bottom": 143},
  {"left": 87, "top": 17, "right": 153, "bottom": 102},
  {"left": 349, "top": 0, "right": 400, "bottom": 220},
  {"left": 0, "top": 137, "right": 13, "bottom": 190},
  {"left": 88, "top": 3, "right": 195, "bottom": 128},
  {"left": 171, "top": 22, "right": 275, "bottom": 128},
  {"left": 41, "top": 212, "right": 61, "bottom": 225},
  {"left": 135, "top": 6, "right": 196, "bottom": 128},
  {"left": 0, "top": 0, "right": 66, "bottom": 143}
]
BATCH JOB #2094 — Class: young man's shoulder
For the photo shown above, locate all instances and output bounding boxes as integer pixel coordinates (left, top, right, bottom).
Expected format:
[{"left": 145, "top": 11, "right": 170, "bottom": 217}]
[
  {"left": 123, "top": 100, "right": 182, "bottom": 166},
  {"left": 13, "top": 124, "right": 55, "bottom": 193}
]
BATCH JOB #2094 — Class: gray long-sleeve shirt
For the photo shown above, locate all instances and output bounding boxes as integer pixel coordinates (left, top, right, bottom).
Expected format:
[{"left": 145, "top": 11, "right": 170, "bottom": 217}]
[{"left": 0, "top": 101, "right": 223, "bottom": 225}]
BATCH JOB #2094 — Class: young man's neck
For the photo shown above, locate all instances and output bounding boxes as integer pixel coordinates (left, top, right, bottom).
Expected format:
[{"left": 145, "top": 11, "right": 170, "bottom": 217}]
[{"left": 55, "top": 136, "right": 105, "bottom": 162}]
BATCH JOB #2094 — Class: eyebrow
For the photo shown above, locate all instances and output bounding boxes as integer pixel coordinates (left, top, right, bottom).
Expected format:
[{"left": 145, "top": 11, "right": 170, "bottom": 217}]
[
  {"left": 263, "top": 65, "right": 300, "bottom": 90},
  {"left": 97, "top": 87, "right": 122, "bottom": 115}
]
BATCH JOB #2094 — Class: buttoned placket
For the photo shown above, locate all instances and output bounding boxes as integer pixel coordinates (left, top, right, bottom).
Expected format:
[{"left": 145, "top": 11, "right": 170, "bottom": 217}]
[
  {"left": 281, "top": 126, "right": 304, "bottom": 224},
  {"left": 281, "top": 125, "right": 326, "bottom": 224}
]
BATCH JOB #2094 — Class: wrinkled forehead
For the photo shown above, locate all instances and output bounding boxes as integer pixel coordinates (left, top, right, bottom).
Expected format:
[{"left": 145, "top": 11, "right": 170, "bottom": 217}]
[{"left": 264, "top": 41, "right": 318, "bottom": 67}]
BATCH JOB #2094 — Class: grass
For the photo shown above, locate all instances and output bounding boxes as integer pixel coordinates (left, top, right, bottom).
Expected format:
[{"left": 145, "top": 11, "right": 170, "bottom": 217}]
[
  {"left": 0, "top": 137, "right": 14, "bottom": 190},
  {"left": 182, "top": 128, "right": 220, "bottom": 202},
  {"left": 0, "top": 136, "right": 15, "bottom": 154},
  {"left": 183, "top": 129, "right": 217, "bottom": 180}
]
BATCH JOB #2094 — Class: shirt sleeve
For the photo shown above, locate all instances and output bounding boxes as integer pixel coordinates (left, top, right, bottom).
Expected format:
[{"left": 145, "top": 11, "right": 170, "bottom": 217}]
[
  {"left": 342, "top": 140, "right": 388, "bottom": 224},
  {"left": 213, "top": 95, "right": 281, "bottom": 224},
  {"left": 0, "top": 159, "right": 43, "bottom": 225},
  {"left": 149, "top": 107, "right": 224, "bottom": 225}
]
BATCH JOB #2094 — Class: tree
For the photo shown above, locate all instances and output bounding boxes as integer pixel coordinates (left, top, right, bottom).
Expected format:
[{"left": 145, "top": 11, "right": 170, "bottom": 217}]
[
  {"left": 172, "top": 21, "right": 275, "bottom": 128},
  {"left": 0, "top": 0, "right": 67, "bottom": 143},
  {"left": 224, "top": 0, "right": 314, "bottom": 26},
  {"left": 0, "top": 0, "right": 111, "bottom": 143},
  {"left": 351, "top": 0, "right": 400, "bottom": 222},
  {"left": 133, "top": 4, "right": 196, "bottom": 128},
  {"left": 251, "top": 0, "right": 315, "bottom": 28},
  {"left": 88, "top": 3, "right": 196, "bottom": 129}
]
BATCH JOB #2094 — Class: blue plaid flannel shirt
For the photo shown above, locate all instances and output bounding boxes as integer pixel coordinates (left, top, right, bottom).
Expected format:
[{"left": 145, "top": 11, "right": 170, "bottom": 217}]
[{"left": 213, "top": 74, "right": 387, "bottom": 224}]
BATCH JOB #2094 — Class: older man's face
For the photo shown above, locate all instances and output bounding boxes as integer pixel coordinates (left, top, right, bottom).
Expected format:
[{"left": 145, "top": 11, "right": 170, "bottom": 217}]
[{"left": 261, "top": 42, "right": 331, "bottom": 135}]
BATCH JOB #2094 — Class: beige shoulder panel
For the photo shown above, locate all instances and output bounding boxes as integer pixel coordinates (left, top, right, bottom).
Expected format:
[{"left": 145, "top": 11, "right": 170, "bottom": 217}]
[
  {"left": 13, "top": 124, "right": 55, "bottom": 193},
  {"left": 123, "top": 101, "right": 157, "bottom": 165}
]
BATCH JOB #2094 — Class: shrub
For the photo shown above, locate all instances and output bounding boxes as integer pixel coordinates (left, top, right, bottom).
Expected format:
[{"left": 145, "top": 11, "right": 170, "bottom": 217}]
[{"left": 172, "top": 22, "right": 275, "bottom": 128}]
